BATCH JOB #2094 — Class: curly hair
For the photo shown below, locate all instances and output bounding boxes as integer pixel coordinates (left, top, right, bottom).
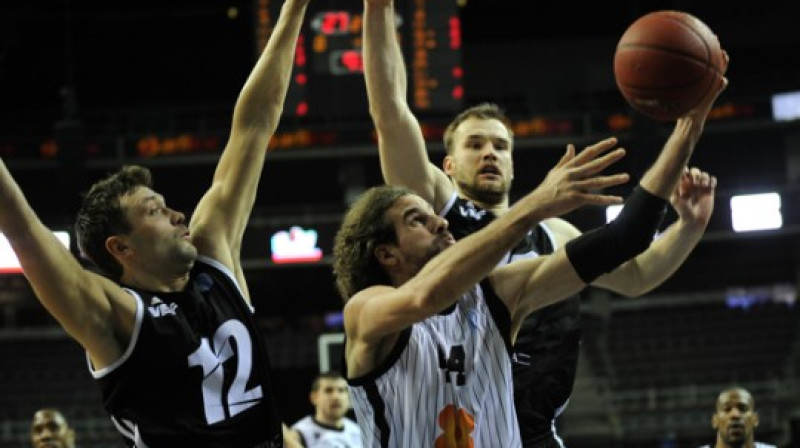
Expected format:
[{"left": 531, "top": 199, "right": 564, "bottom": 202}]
[
  {"left": 442, "top": 102, "right": 514, "bottom": 155},
  {"left": 74, "top": 165, "right": 153, "bottom": 281},
  {"left": 332, "top": 185, "right": 412, "bottom": 301}
]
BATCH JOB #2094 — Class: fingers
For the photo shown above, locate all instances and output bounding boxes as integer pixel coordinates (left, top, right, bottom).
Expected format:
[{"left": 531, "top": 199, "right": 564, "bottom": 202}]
[
  {"left": 577, "top": 193, "right": 624, "bottom": 206},
  {"left": 572, "top": 148, "right": 627, "bottom": 178},
  {"left": 572, "top": 173, "right": 630, "bottom": 192},
  {"left": 687, "top": 166, "right": 717, "bottom": 189},
  {"left": 677, "top": 167, "right": 717, "bottom": 199},
  {"left": 569, "top": 137, "right": 619, "bottom": 165},
  {"left": 555, "top": 144, "right": 577, "bottom": 168}
]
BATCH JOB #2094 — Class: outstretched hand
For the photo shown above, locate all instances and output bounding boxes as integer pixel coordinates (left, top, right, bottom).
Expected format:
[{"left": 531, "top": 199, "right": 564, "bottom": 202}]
[
  {"left": 670, "top": 166, "right": 716, "bottom": 227},
  {"left": 684, "top": 50, "right": 730, "bottom": 123},
  {"left": 528, "top": 137, "right": 630, "bottom": 218}
]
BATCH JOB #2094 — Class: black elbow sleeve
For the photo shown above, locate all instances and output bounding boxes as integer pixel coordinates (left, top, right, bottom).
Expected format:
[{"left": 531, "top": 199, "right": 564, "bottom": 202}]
[{"left": 565, "top": 186, "right": 668, "bottom": 283}]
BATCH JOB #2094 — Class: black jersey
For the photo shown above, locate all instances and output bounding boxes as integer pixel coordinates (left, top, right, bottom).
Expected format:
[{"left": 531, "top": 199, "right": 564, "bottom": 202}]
[
  {"left": 441, "top": 194, "right": 582, "bottom": 448},
  {"left": 88, "top": 256, "right": 283, "bottom": 448}
]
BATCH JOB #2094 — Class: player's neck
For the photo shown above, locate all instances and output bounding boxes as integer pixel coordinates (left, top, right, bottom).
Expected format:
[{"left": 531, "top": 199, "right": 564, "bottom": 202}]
[
  {"left": 459, "top": 192, "right": 509, "bottom": 217},
  {"left": 120, "top": 269, "right": 190, "bottom": 293},
  {"left": 313, "top": 414, "right": 343, "bottom": 429},
  {"left": 716, "top": 437, "right": 751, "bottom": 448}
]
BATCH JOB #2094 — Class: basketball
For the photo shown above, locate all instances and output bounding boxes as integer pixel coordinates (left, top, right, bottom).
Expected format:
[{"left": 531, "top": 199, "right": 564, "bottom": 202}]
[{"left": 613, "top": 10, "right": 724, "bottom": 121}]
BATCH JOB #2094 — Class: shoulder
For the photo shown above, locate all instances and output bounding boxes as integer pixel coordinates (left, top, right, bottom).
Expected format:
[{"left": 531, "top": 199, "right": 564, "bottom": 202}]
[{"left": 291, "top": 415, "right": 314, "bottom": 430}]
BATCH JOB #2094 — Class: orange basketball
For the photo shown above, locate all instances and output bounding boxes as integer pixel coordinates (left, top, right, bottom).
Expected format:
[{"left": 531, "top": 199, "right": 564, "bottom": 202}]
[{"left": 613, "top": 10, "right": 724, "bottom": 121}]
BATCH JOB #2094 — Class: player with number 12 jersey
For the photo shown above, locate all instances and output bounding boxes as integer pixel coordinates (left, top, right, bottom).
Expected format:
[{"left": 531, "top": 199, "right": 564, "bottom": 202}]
[{"left": 89, "top": 257, "right": 282, "bottom": 448}]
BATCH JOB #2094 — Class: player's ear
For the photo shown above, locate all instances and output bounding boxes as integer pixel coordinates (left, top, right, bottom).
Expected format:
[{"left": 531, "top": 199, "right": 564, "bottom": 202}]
[
  {"left": 374, "top": 244, "right": 399, "bottom": 268},
  {"left": 106, "top": 235, "right": 130, "bottom": 258},
  {"left": 711, "top": 414, "right": 719, "bottom": 429},
  {"left": 753, "top": 412, "right": 759, "bottom": 427},
  {"left": 443, "top": 155, "right": 455, "bottom": 176}
]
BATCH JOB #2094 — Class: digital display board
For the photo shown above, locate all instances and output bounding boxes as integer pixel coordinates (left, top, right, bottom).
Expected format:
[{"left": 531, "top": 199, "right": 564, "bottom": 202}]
[{"left": 254, "top": 0, "right": 463, "bottom": 119}]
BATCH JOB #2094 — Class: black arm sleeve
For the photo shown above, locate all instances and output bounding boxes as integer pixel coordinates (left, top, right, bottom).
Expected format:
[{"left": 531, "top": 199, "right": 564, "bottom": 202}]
[{"left": 565, "top": 186, "right": 668, "bottom": 283}]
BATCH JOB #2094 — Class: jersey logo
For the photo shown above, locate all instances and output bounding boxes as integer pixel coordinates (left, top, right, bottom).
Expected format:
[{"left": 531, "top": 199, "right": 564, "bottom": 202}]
[
  {"left": 148, "top": 301, "right": 178, "bottom": 318},
  {"left": 457, "top": 203, "right": 487, "bottom": 221},
  {"left": 435, "top": 404, "right": 475, "bottom": 448}
]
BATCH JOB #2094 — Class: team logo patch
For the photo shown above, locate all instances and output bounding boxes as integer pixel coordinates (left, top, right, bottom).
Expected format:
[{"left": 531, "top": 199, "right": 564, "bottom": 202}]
[
  {"left": 435, "top": 404, "right": 475, "bottom": 448},
  {"left": 458, "top": 202, "right": 487, "bottom": 221},
  {"left": 148, "top": 301, "right": 178, "bottom": 318}
]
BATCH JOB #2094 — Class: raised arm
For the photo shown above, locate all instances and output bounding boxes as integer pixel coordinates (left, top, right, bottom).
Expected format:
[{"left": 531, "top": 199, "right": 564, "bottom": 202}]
[
  {"left": 363, "top": 0, "right": 452, "bottom": 208},
  {"left": 0, "top": 160, "right": 135, "bottom": 368},
  {"left": 639, "top": 52, "right": 728, "bottom": 199},
  {"left": 493, "top": 56, "right": 729, "bottom": 333},
  {"left": 190, "top": 0, "right": 310, "bottom": 277}
]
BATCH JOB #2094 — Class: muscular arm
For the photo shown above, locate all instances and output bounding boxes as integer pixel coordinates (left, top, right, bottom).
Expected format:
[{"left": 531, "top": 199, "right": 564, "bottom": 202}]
[
  {"left": 363, "top": 0, "right": 452, "bottom": 210},
  {"left": 493, "top": 66, "right": 728, "bottom": 321},
  {"left": 0, "top": 160, "right": 136, "bottom": 369},
  {"left": 190, "top": 0, "right": 309, "bottom": 293}
]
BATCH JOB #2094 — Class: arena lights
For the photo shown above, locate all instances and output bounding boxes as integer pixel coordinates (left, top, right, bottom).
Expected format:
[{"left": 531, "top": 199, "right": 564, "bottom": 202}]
[
  {"left": 771, "top": 90, "right": 800, "bottom": 121},
  {"left": 605, "top": 204, "right": 623, "bottom": 223},
  {"left": 0, "top": 231, "right": 70, "bottom": 274},
  {"left": 730, "top": 192, "right": 783, "bottom": 232},
  {"left": 270, "top": 226, "right": 323, "bottom": 264}
]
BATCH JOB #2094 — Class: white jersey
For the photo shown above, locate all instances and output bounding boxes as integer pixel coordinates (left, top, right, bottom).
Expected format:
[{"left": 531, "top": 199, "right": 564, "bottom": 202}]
[
  {"left": 292, "top": 416, "right": 363, "bottom": 448},
  {"left": 347, "top": 280, "right": 521, "bottom": 448}
]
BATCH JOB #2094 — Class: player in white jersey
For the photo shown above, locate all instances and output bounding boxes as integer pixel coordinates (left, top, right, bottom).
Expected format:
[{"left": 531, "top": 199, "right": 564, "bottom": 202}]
[
  {"left": 696, "top": 387, "right": 777, "bottom": 448},
  {"left": 361, "top": 0, "right": 728, "bottom": 445},
  {"left": 332, "top": 108, "right": 710, "bottom": 447},
  {"left": 291, "top": 372, "right": 363, "bottom": 448}
]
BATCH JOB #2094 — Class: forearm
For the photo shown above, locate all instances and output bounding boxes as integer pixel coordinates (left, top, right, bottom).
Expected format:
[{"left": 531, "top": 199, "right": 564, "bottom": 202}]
[
  {"left": 640, "top": 118, "right": 703, "bottom": 198},
  {"left": 407, "top": 193, "right": 547, "bottom": 308},
  {"left": 0, "top": 159, "right": 39, "bottom": 238},
  {"left": 594, "top": 217, "right": 706, "bottom": 296},
  {"left": 232, "top": 0, "right": 309, "bottom": 130},
  {"left": 0, "top": 161, "right": 97, "bottom": 330},
  {"left": 193, "top": 0, "right": 309, "bottom": 256},
  {"left": 566, "top": 187, "right": 667, "bottom": 283},
  {"left": 365, "top": 0, "right": 439, "bottom": 201},
  {"left": 364, "top": 0, "right": 408, "bottom": 123}
]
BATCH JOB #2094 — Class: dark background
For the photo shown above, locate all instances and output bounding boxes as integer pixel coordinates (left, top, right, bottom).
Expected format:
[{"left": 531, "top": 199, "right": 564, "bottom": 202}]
[{"left": 1, "top": 1, "right": 800, "bottom": 447}]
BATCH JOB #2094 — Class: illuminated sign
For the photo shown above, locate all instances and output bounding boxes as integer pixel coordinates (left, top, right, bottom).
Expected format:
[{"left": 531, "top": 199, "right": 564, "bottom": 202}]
[
  {"left": 255, "top": 0, "right": 463, "bottom": 118},
  {"left": 270, "top": 226, "right": 323, "bottom": 264},
  {"left": 0, "top": 231, "right": 71, "bottom": 274}
]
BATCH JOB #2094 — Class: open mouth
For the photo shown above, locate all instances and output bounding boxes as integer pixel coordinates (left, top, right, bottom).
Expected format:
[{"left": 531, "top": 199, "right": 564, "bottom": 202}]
[{"left": 478, "top": 166, "right": 501, "bottom": 177}]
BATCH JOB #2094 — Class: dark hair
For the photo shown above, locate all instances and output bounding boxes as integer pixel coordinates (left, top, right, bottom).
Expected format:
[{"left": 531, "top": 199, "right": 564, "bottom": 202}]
[
  {"left": 332, "top": 185, "right": 412, "bottom": 301},
  {"left": 310, "top": 371, "right": 345, "bottom": 391},
  {"left": 74, "top": 166, "right": 153, "bottom": 280},
  {"left": 443, "top": 102, "right": 514, "bottom": 154}
]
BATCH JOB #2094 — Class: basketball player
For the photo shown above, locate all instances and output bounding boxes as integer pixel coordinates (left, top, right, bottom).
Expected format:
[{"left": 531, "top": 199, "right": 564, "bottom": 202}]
[
  {"left": 31, "top": 408, "right": 75, "bottom": 448},
  {"left": 698, "top": 387, "right": 777, "bottom": 448},
  {"left": 0, "top": 0, "right": 311, "bottom": 446},
  {"left": 332, "top": 106, "right": 713, "bottom": 446},
  {"left": 362, "top": 0, "right": 728, "bottom": 446},
  {"left": 290, "top": 372, "right": 362, "bottom": 447}
]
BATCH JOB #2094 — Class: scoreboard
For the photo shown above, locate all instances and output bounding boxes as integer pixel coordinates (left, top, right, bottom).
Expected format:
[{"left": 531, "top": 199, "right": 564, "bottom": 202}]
[{"left": 254, "top": 0, "right": 463, "bottom": 119}]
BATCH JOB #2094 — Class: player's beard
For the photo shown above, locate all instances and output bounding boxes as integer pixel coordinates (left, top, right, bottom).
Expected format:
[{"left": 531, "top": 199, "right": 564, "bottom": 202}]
[{"left": 457, "top": 177, "right": 508, "bottom": 206}]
